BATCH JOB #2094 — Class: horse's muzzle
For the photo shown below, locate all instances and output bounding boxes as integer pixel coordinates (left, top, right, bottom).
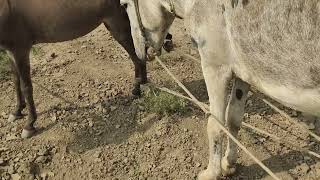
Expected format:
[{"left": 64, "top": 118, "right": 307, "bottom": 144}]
[{"left": 146, "top": 47, "right": 160, "bottom": 61}]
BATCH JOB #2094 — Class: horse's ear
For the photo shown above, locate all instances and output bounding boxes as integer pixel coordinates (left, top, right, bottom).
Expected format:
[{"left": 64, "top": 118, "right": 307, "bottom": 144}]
[{"left": 120, "top": 0, "right": 129, "bottom": 6}]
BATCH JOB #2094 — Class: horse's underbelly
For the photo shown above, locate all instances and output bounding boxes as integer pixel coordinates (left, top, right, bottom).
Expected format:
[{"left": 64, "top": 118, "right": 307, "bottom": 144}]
[
  {"left": 258, "top": 81, "right": 320, "bottom": 117},
  {"left": 33, "top": 20, "right": 103, "bottom": 43}
]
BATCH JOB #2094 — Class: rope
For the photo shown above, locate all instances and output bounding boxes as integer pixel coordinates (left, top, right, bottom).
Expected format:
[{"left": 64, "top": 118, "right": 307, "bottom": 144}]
[
  {"left": 242, "top": 122, "right": 320, "bottom": 159},
  {"left": 155, "top": 56, "right": 281, "bottom": 180},
  {"left": 262, "top": 99, "right": 320, "bottom": 142}
]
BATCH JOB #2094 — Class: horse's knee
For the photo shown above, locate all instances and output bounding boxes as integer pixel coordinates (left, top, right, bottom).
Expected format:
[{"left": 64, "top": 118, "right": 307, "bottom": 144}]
[{"left": 207, "top": 116, "right": 223, "bottom": 136}]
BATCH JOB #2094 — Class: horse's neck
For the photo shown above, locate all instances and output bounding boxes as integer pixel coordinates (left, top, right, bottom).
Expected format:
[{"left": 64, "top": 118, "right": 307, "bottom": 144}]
[{"left": 172, "top": 0, "right": 195, "bottom": 19}]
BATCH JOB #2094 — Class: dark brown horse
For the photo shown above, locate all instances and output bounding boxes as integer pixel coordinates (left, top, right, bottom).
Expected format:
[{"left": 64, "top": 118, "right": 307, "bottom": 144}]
[{"left": 0, "top": 0, "right": 151, "bottom": 138}]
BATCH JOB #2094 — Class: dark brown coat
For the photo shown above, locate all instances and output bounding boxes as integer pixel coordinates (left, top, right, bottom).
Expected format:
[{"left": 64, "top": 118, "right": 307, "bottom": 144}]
[{"left": 0, "top": 0, "right": 147, "bottom": 138}]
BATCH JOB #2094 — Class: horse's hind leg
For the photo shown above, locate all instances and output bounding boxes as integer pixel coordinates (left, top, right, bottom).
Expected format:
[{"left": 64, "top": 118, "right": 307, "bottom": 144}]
[
  {"left": 7, "top": 51, "right": 26, "bottom": 122},
  {"left": 198, "top": 50, "right": 232, "bottom": 180},
  {"left": 103, "top": 22, "right": 147, "bottom": 96},
  {"left": 10, "top": 47, "right": 37, "bottom": 138},
  {"left": 221, "top": 78, "right": 249, "bottom": 176}
]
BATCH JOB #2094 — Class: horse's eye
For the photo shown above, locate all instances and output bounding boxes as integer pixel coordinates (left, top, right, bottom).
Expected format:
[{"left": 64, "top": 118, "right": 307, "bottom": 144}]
[{"left": 121, "top": 3, "right": 128, "bottom": 9}]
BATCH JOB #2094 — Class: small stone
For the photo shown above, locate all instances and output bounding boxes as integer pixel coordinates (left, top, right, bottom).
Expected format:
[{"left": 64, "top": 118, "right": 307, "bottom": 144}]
[
  {"left": 123, "top": 158, "right": 129, "bottom": 164},
  {"left": 6, "top": 134, "right": 19, "bottom": 141},
  {"left": 190, "top": 49, "right": 198, "bottom": 56},
  {"left": 37, "top": 148, "right": 49, "bottom": 156},
  {"left": 0, "top": 147, "right": 9, "bottom": 152},
  {"left": 308, "top": 122, "right": 315, "bottom": 130},
  {"left": 247, "top": 100, "right": 253, "bottom": 106},
  {"left": 51, "top": 115, "right": 57, "bottom": 122},
  {"left": 88, "top": 121, "right": 94, "bottom": 127},
  {"left": 0, "top": 159, "right": 6, "bottom": 166},
  {"left": 41, "top": 171, "right": 55, "bottom": 179},
  {"left": 94, "top": 158, "right": 102, "bottom": 163},
  {"left": 48, "top": 171, "right": 55, "bottom": 177},
  {"left": 93, "top": 150, "right": 102, "bottom": 158},
  {"left": 297, "top": 163, "right": 310, "bottom": 174},
  {"left": 115, "top": 125, "right": 121, "bottom": 129},
  {"left": 95, "top": 131, "right": 103, "bottom": 136},
  {"left": 1, "top": 112, "right": 7, "bottom": 118},
  {"left": 11, "top": 174, "right": 21, "bottom": 180},
  {"left": 35, "top": 156, "right": 48, "bottom": 164},
  {"left": 50, "top": 53, "right": 57, "bottom": 58},
  {"left": 110, "top": 106, "right": 117, "bottom": 112},
  {"left": 304, "top": 156, "right": 311, "bottom": 161},
  {"left": 8, "top": 165, "right": 15, "bottom": 174},
  {"left": 81, "top": 45, "right": 87, "bottom": 49},
  {"left": 258, "top": 137, "right": 266, "bottom": 143},
  {"left": 196, "top": 162, "right": 201, "bottom": 167},
  {"left": 291, "top": 110, "right": 298, "bottom": 117}
]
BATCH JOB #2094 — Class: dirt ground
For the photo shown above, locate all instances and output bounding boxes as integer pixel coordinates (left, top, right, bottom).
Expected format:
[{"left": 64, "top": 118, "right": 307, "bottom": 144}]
[{"left": 0, "top": 20, "right": 320, "bottom": 180}]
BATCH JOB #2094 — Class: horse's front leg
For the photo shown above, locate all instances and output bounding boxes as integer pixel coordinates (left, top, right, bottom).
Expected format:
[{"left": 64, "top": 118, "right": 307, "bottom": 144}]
[
  {"left": 103, "top": 20, "right": 147, "bottom": 96},
  {"left": 130, "top": 54, "right": 147, "bottom": 96},
  {"left": 7, "top": 52, "right": 26, "bottom": 122},
  {"left": 195, "top": 22, "right": 233, "bottom": 179},
  {"left": 11, "top": 47, "right": 37, "bottom": 138}
]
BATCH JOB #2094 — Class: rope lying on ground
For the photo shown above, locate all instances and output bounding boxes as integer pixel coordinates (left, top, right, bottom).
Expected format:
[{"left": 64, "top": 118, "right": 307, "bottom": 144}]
[
  {"left": 262, "top": 99, "right": 320, "bottom": 143},
  {"left": 155, "top": 56, "right": 281, "bottom": 180},
  {"left": 242, "top": 122, "right": 320, "bottom": 159},
  {"left": 157, "top": 86, "right": 320, "bottom": 159}
]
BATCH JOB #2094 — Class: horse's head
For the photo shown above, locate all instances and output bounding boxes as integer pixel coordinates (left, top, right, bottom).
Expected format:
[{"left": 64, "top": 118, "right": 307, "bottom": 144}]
[{"left": 121, "top": 0, "right": 176, "bottom": 60}]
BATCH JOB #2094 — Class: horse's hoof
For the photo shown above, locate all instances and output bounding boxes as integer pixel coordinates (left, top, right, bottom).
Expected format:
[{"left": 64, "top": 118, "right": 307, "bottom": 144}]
[
  {"left": 163, "top": 40, "right": 174, "bottom": 52},
  {"left": 221, "top": 157, "right": 237, "bottom": 176},
  {"left": 132, "top": 88, "right": 141, "bottom": 97},
  {"left": 8, "top": 114, "right": 23, "bottom": 122},
  {"left": 21, "top": 128, "right": 36, "bottom": 138},
  {"left": 140, "top": 78, "right": 148, "bottom": 85},
  {"left": 198, "top": 169, "right": 221, "bottom": 180}
]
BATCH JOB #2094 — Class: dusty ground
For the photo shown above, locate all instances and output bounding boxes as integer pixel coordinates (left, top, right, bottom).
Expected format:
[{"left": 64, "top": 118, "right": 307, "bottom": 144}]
[{"left": 0, "top": 20, "right": 320, "bottom": 180}]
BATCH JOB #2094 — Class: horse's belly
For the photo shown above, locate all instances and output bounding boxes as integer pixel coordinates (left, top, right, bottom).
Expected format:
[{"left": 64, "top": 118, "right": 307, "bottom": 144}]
[
  {"left": 34, "top": 21, "right": 103, "bottom": 43},
  {"left": 258, "top": 81, "right": 320, "bottom": 117}
]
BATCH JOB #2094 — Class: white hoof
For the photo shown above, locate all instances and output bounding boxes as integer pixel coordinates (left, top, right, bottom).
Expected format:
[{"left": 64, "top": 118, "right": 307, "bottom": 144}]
[
  {"left": 198, "top": 169, "right": 220, "bottom": 180},
  {"left": 8, "top": 114, "right": 21, "bottom": 122},
  {"left": 221, "top": 157, "right": 236, "bottom": 176},
  {"left": 21, "top": 129, "right": 36, "bottom": 138}
]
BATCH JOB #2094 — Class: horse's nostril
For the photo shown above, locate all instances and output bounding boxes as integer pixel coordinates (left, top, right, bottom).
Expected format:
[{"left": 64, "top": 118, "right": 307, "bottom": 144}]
[
  {"left": 147, "top": 47, "right": 156, "bottom": 55},
  {"left": 146, "top": 47, "right": 159, "bottom": 61}
]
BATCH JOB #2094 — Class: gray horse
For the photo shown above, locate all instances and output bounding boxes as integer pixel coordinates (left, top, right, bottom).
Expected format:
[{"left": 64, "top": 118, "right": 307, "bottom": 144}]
[
  {"left": 121, "top": 0, "right": 320, "bottom": 179},
  {"left": 0, "top": 0, "right": 150, "bottom": 139}
]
